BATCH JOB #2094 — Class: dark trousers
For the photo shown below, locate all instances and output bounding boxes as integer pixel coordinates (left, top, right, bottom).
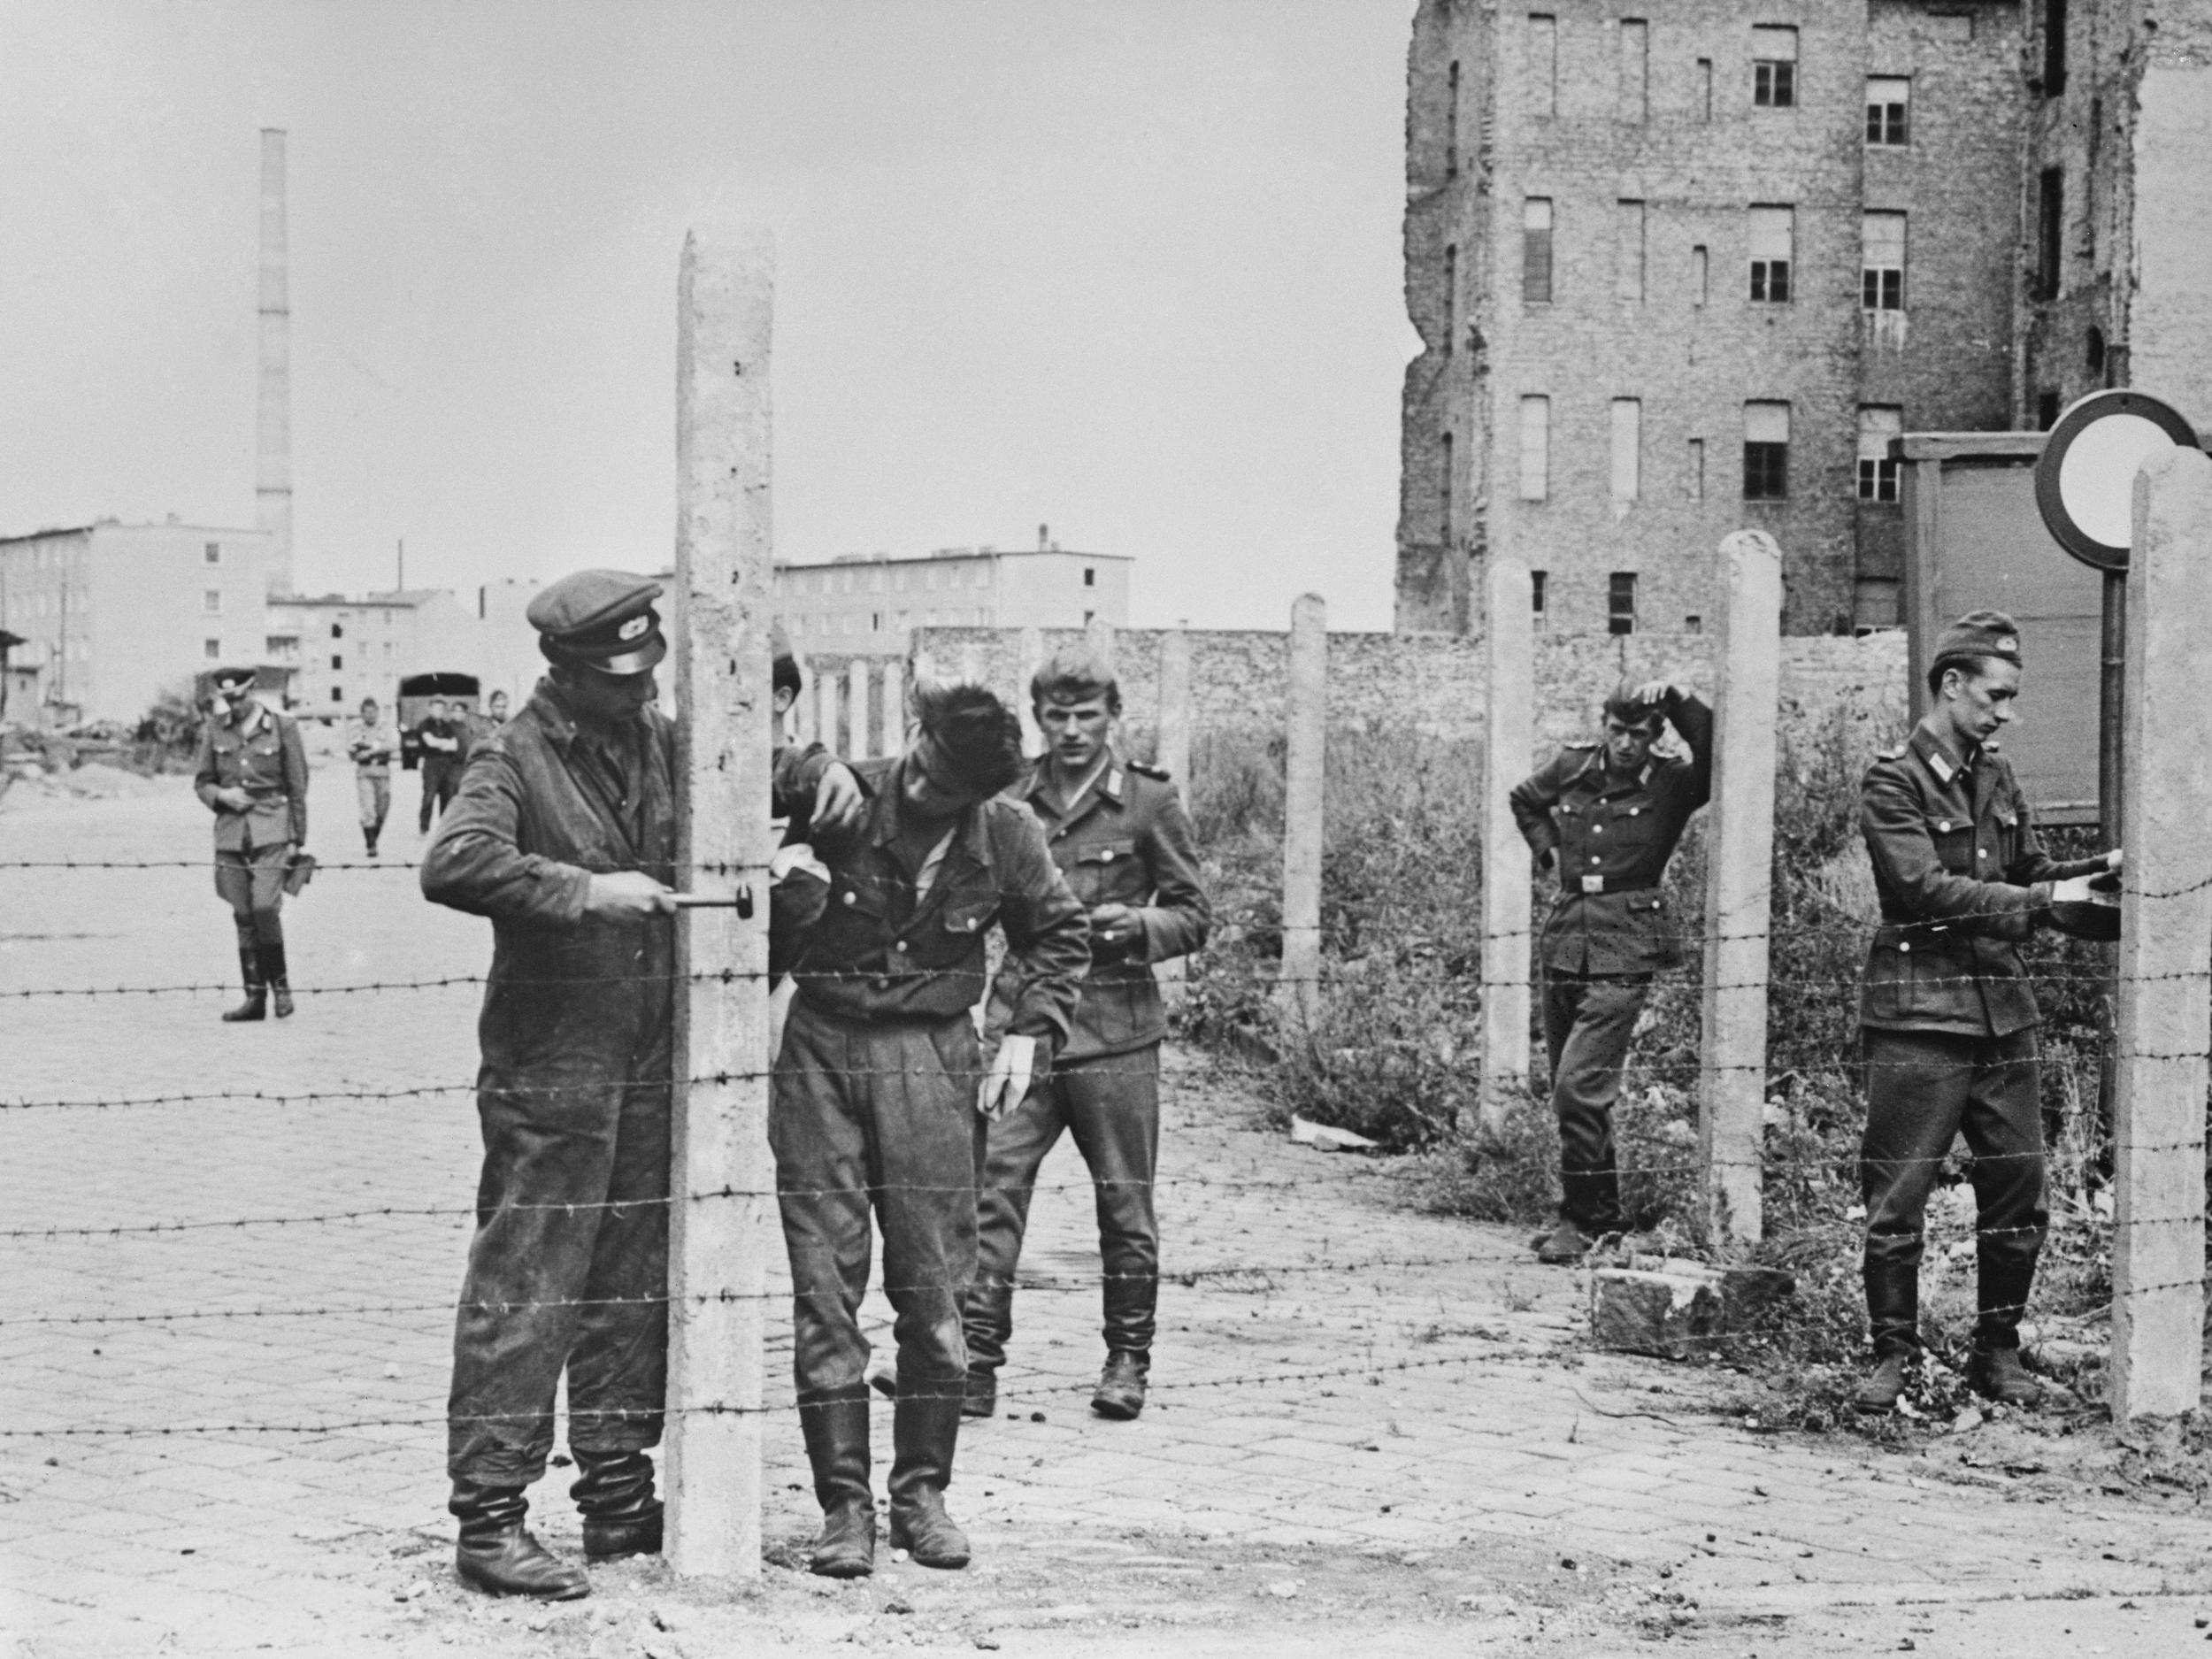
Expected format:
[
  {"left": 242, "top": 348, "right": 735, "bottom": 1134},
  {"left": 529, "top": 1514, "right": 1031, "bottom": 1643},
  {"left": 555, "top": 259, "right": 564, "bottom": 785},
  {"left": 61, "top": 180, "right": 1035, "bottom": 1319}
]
[
  {"left": 1861, "top": 1025, "right": 2045, "bottom": 1357},
  {"left": 420, "top": 758, "right": 459, "bottom": 832},
  {"left": 771, "top": 999, "right": 985, "bottom": 1403},
  {"left": 1540, "top": 970, "right": 1652, "bottom": 1233},
  {"left": 964, "top": 1046, "right": 1162, "bottom": 1377},
  {"left": 214, "top": 841, "right": 290, "bottom": 925},
  {"left": 447, "top": 1038, "right": 672, "bottom": 1486}
]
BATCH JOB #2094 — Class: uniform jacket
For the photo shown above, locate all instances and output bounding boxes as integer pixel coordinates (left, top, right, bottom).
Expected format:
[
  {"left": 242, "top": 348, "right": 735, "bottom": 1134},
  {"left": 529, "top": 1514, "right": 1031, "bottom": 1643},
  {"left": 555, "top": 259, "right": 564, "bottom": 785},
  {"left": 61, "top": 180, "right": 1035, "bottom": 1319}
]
[
  {"left": 1509, "top": 690, "right": 1713, "bottom": 975},
  {"left": 420, "top": 680, "right": 678, "bottom": 1074},
  {"left": 348, "top": 716, "right": 399, "bottom": 777},
  {"left": 194, "top": 701, "right": 310, "bottom": 851},
  {"left": 1858, "top": 724, "right": 2104, "bottom": 1038},
  {"left": 983, "top": 749, "right": 1210, "bottom": 1061},
  {"left": 776, "top": 756, "right": 1090, "bottom": 1060}
]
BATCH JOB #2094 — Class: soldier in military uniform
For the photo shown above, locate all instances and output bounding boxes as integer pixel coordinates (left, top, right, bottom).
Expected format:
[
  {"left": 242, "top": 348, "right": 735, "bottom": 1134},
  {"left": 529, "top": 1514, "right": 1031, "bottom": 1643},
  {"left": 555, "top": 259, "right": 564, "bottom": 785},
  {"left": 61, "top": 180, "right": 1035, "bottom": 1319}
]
[
  {"left": 960, "top": 645, "right": 1210, "bottom": 1423},
  {"left": 1854, "top": 611, "right": 2119, "bottom": 1413},
  {"left": 421, "top": 570, "right": 862, "bottom": 1599},
  {"left": 772, "top": 683, "right": 1089, "bottom": 1578},
  {"left": 193, "top": 665, "right": 309, "bottom": 1022},
  {"left": 1510, "top": 678, "right": 1712, "bottom": 1263}
]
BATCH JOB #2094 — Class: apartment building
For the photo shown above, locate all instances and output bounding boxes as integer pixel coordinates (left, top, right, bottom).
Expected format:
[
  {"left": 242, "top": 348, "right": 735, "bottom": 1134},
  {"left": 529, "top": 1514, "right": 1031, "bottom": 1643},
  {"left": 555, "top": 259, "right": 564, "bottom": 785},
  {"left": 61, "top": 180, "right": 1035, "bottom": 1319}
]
[{"left": 773, "top": 536, "right": 1133, "bottom": 658}]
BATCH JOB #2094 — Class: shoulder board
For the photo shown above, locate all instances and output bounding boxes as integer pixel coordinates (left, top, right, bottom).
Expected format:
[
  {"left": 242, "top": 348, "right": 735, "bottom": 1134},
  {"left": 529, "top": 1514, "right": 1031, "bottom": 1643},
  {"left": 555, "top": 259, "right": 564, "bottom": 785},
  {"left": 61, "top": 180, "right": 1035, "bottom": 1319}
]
[
  {"left": 1126, "top": 761, "right": 1171, "bottom": 781},
  {"left": 1874, "top": 744, "right": 1906, "bottom": 761},
  {"left": 1563, "top": 739, "right": 1598, "bottom": 750}
]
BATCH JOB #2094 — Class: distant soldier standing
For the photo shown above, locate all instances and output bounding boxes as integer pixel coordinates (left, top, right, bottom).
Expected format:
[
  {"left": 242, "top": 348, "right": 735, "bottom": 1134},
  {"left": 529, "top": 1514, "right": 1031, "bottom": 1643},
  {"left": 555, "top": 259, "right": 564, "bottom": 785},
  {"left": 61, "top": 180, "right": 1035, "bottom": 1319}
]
[
  {"left": 1854, "top": 612, "right": 2119, "bottom": 1413},
  {"left": 194, "top": 665, "right": 309, "bottom": 1022},
  {"left": 1510, "top": 678, "right": 1712, "bottom": 1263},
  {"left": 417, "top": 695, "right": 465, "bottom": 833},
  {"left": 961, "top": 646, "right": 1210, "bottom": 1422},
  {"left": 348, "top": 695, "right": 398, "bottom": 858}
]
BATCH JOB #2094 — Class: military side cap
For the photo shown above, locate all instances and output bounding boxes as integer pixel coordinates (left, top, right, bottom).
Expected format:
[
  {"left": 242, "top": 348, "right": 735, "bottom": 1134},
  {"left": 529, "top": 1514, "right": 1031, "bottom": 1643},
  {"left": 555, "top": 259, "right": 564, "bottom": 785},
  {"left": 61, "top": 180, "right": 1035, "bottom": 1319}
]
[
  {"left": 1931, "top": 610, "right": 2023, "bottom": 671},
  {"left": 527, "top": 569, "right": 666, "bottom": 674},
  {"left": 210, "top": 664, "right": 257, "bottom": 694}
]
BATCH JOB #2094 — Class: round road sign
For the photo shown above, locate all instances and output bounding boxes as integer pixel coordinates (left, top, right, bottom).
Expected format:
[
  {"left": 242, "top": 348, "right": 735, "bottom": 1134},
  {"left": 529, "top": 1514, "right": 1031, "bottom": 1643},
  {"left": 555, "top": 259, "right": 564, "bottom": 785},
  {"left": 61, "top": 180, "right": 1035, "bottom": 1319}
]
[{"left": 2033, "top": 389, "right": 2200, "bottom": 572}]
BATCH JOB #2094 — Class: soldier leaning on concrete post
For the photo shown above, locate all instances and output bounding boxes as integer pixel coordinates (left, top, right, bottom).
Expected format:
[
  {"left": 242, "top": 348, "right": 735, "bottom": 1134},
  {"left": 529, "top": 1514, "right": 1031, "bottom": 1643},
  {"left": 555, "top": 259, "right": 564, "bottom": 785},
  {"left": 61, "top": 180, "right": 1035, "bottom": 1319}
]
[
  {"left": 1852, "top": 611, "right": 2121, "bottom": 1415},
  {"left": 420, "top": 569, "right": 860, "bottom": 1601},
  {"left": 956, "top": 644, "right": 1211, "bottom": 1424},
  {"left": 1509, "top": 677, "right": 1712, "bottom": 1264},
  {"left": 193, "top": 665, "right": 310, "bottom": 1022},
  {"left": 770, "top": 683, "right": 1089, "bottom": 1580}
]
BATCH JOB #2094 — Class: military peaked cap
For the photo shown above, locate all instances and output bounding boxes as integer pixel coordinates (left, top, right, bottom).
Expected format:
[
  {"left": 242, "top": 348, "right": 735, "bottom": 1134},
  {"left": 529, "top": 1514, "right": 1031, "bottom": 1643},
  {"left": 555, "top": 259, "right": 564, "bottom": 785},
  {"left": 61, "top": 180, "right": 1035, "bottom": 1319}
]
[
  {"left": 1930, "top": 610, "right": 2023, "bottom": 674},
  {"left": 527, "top": 569, "right": 667, "bottom": 675},
  {"left": 209, "top": 665, "right": 257, "bottom": 695}
]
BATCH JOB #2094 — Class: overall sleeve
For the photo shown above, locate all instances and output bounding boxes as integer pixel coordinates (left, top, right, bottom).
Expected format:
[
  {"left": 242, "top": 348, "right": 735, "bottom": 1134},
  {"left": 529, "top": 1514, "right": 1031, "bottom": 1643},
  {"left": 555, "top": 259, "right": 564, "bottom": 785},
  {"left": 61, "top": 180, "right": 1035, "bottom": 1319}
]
[
  {"left": 280, "top": 718, "right": 311, "bottom": 844},
  {"left": 990, "top": 813, "right": 1093, "bottom": 1059},
  {"left": 1862, "top": 767, "right": 2044, "bottom": 940},
  {"left": 1134, "top": 787, "right": 1211, "bottom": 964},
  {"left": 420, "top": 750, "right": 592, "bottom": 927},
  {"left": 1666, "top": 691, "right": 1715, "bottom": 810}
]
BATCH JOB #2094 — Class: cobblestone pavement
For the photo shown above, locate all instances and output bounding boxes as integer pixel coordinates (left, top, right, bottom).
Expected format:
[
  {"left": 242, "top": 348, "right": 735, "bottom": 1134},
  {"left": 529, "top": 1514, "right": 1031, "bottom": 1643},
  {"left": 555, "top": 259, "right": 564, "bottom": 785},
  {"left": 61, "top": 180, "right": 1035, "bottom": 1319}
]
[{"left": 6, "top": 772, "right": 2212, "bottom": 1657}]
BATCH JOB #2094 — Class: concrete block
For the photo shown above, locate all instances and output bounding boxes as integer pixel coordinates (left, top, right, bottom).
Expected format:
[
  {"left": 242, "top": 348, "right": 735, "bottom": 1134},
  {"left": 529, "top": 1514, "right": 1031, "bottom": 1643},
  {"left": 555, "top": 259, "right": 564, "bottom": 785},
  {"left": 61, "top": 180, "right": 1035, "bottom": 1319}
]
[{"left": 1588, "top": 1268, "right": 1724, "bottom": 1361}]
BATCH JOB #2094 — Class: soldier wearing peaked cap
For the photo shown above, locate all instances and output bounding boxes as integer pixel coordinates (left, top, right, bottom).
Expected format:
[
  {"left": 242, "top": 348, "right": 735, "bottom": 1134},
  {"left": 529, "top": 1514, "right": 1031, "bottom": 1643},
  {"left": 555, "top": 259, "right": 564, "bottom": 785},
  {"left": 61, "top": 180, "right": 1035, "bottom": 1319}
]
[
  {"left": 1852, "top": 611, "right": 2120, "bottom": 1415},
  {"left": 420, "top": 570, "right": 860, "bottom": 1599},
  {"left": 193, "top": 664, "right": 309, "bottom": 1021},
  {"left": 1510, "top": 675, "right": 1712, "bottom": 1264}
]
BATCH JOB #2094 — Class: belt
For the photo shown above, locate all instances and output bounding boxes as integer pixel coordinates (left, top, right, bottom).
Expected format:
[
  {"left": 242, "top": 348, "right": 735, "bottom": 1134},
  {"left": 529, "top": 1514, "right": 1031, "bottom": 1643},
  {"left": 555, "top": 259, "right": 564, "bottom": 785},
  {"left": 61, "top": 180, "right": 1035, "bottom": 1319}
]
[{"left": 1571, "top": 875, "right": 1658, "bottom": 896}]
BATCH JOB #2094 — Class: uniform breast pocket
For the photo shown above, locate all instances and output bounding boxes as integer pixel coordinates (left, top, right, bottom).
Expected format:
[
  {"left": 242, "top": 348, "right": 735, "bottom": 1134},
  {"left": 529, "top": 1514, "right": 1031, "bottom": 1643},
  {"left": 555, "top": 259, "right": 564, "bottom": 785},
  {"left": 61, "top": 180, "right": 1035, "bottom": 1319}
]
[
  {"left": 1926, "top": 815, "right": 1975, "bottom": 875},
  {"left": 1608, "top": 806, "right": 1657, "bottom": 849},
  {"left": 1070, "top": 840, "right": 1141, "bottom": 903}
]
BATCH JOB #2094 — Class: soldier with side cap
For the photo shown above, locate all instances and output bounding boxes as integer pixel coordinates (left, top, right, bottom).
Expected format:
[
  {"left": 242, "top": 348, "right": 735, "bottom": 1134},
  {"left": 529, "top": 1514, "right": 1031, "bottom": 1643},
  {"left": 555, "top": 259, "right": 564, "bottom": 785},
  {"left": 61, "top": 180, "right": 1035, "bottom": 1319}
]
[
  {"left": 1510, "top": 677, "right": 1712, "bottom": 1263},
  {"left": 1853, "top": 611, "right": 2119, "bottom": 1414},
  {"left": 959, "top": 644, "right": 1210, "bottom": 1423},
  {"left": 422, "top": 569, "right": 858, "bottom": 1599},
  {"left": 194, "top": 665, "right": 309, "bottom": 1021},
  {"left": 772, "top": 683, "right": 1089, "bottom": 1579}
]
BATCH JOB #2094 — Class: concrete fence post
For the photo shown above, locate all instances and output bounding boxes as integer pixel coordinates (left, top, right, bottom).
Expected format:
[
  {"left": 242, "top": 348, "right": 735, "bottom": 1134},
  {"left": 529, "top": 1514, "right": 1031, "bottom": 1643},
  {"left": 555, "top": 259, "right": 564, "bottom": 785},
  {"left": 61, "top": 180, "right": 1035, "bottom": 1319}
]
[
  {"left": 1085, "top": 616, "right": 1118, "bottom": 677},
  {"left": 1017, "top": 626, "right": 1045, "bottom": 757},
  {"left": 1476, "top": 558, "right": 1534, "bottom": 1139},
  {"left": 1697, "top": 529, "right": 1782, "bottom": 1249},
  {"left": 666, "top": 225, "right": 774, "bottom": 1577},
  {"left": 879, "top": 655, "right": 905, "bottom": 757},
  {"left": 1155, "top": 628, "right": 1195, "bottom": 1009},
  {"left": 846, "top": 659, "right": 869, "bottom": 759},
  {"left": 1279, "top": 595, "right": 1327, "bottom": 1024},
  {"left": 2110, "top": 444, "right": 2212, "bottom": 1426}
]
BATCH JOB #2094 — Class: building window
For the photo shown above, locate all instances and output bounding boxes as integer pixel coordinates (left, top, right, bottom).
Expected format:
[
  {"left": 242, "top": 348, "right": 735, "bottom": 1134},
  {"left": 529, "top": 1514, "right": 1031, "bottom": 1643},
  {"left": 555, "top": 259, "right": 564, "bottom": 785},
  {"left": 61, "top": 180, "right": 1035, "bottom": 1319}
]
[
  {"left": 1610, "top": 399, "right": 1642, "bottom": 509},
  {"left": 203, "top": 589, "right": 221, "bottom": 615},
  {"left": 331, "top": 687, "right": 344, "bottom": 703},
  {"left": 2043, "top": 0, "right": 2068, "bottom": 96},
  {"left": 331, "top": 654, "right": 342, "bottom": 671},
  {"left": 1857, "top": 406, "right": 1904, "bottom": 502},
  {"left": 1083, "top": 566, "right": 1096, "bottom": 587},
  {"left": 2037, "top": 390, "right": 2061, "bottom": 430},
  {"left": 332, "top": 621, "right": 344, "bottom": 639},
  {"left": 1440, "top": 431, "right": 1455, "bottom": 539},
  {"left": 1866, "top": 77, "right": 1909, "bottom": 144},
  {"left": 1748, "top": 205, "right": 1793, "bottom": 303},
  {"left": 1688, "top": 438, "right": 1707, "bottom": 500},
  {"left": 1752, "top": 26, "right": 1798, "bottom": 107},
  {"left": 1529, "top": 14, "right": 1557, "bottom": 119},
  {"left": 1695, "top": 58, "right": 1713, "bottom": 120},
  {"left": 2087, "top": 326, "right": 2107, "bottom": 377},
  {"left": 1616, "top": 202, "right": 1645, "bottom": 303},
  {"left": 1862, "top": 211, "right": 1906, "bottom": 311},
  {"left": 204, "top": 541, "right": 221, "bottom": 565},
  {"left": 1522, "top": 198, "right": 1554, "bottom": 303},
  {"left": 1608, "top": 572, "right": 1638, "bottom": 636},
  {"left": 1685, "top": 614, "right": 1703, "bottom": 634},
  {"left": 204, "top": 639, "right": 221, "bottom": 660},
  {"left": 1692, "top": 245, "right": 1709, "bottom": 306},
  {"left": 1744, "top": 402, "right": 1791, "bottom": 499},
  {"left": 1517, "top": 398, "right": 1550, "bottom": 503},
  {"left": 1443, "top": 244, "right": 1458, "bottom": 352},
  {"left": 1446, "top": 60, "right": 1460, "bottom": 178},
  {"left": 1531, "top": 569, "right": 1548, "bottom": 627},
  {"left": 1083, "top": 610, "right": 1095, "bottom": 625},
  {"left": 2037, "top": 168, "right": 2064, "bottom": 299},
  {"left": 1619, "top": 19, "right": 1648, "bottom": 122}
]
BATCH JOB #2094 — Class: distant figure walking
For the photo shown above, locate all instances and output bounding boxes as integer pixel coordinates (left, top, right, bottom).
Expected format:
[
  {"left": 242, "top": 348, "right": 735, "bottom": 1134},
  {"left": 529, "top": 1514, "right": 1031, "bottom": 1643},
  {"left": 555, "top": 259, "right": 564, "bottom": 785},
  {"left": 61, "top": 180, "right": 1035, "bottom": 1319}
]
[
  {"left": 193, "top": 666, "right": 309, "bottom": 1022},
  {"left": 348, "top": 695, "right": 398, "bottom": 857}
]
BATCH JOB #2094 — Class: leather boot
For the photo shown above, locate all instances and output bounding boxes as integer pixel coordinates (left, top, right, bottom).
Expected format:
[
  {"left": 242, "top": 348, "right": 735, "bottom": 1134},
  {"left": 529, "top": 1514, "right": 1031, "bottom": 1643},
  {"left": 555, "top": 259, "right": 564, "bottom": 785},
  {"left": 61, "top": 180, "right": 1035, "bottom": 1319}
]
[
  {"left": 800, "top": 1386, "right": 875, "bottom": 1578},
  {"left": 1532, "top": 1217, "right": 1592, "bottom": 1264},
  {"left": 887, "top": 1390, "right": 970, "bottom": 1570},
  {"left": 1969, "top": 1345, "right": 2046, "bottom": 1408},
  {"left": 221, "top": 945, "right": 265, "bottom": 1022},
  {"left": 257, "top": 938, "right": 294, "bottom": 1019},
  {"left": 1091, "top": 1349, "right": 1148, "bottom": 1421},
  {"left": 961, "top": 1280, "right": 1012, "bottom": 1419},
  {"left": 961, "top": 1369, "right": 997, "bottom": 1419},
  {"left": 1854, "top": 1352, "right": 1910, "bottom": 1414},
  {"left": 1863, "top": 1257, "right": 1921, "bottom": 1360},
  {"left": 571, "top": 1448, "right": 663, "bottom": 1561},
  {"left": 450, "top": 1480, "right": 588, "bottom": 1600}
]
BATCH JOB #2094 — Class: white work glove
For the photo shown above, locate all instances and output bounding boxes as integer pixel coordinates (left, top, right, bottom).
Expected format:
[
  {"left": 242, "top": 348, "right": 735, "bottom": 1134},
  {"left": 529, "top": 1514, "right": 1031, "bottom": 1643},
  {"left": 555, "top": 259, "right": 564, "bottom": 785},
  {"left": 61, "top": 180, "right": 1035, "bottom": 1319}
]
[{"left": 978, "top": 1034, "right": 1038, "bottom": 1121}]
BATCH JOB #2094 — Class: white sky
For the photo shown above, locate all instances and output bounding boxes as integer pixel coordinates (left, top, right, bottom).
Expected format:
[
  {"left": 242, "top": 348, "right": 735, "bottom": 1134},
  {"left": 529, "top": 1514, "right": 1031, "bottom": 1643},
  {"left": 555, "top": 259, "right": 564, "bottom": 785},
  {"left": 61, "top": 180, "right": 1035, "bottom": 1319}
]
[{"left": 0, "top": 0, "right": 1415, "bottom": 631}]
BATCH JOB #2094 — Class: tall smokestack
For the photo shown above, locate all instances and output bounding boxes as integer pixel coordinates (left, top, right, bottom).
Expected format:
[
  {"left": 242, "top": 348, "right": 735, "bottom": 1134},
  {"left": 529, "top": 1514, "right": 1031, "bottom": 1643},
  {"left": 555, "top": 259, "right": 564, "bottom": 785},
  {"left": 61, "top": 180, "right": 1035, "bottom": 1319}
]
[{"left": 257, "top": 128, "right": 293, "bottom": 595}]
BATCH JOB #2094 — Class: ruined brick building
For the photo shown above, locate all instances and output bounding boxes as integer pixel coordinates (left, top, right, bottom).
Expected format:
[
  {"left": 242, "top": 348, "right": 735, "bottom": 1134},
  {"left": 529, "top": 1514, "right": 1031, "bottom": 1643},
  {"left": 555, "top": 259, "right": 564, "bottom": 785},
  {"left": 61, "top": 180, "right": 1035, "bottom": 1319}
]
[{"left": 1396, "top": 0, "right": 2212, "bottom": 639}]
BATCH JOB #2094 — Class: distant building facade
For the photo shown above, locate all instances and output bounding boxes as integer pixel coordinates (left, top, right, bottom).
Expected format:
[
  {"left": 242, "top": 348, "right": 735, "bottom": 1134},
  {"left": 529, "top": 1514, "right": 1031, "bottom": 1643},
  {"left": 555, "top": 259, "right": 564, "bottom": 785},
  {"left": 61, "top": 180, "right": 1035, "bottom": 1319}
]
[
  {"left": 1396, "top": 0, "right": 2212, "bottom": 641},
  {"left": 773, "top": 535, "right": 1132, "bottom": 658},
  {"left": 265, "top": 588, "right": 484, "bottom": 715},
  {"left": 0, "top": 519, "right": 275, "bottom": 726}
]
